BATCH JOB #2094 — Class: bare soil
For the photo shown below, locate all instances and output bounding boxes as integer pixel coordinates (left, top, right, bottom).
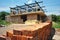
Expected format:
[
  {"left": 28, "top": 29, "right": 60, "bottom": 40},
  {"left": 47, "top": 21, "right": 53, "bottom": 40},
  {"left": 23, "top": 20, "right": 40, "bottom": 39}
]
[{"left": 53, "top": 28, "right": 60, "bottom": 40}]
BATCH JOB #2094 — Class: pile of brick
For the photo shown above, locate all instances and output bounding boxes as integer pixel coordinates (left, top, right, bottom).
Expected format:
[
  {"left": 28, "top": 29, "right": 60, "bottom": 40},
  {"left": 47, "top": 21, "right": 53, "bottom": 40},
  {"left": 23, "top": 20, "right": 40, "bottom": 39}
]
[
  {"left": 0, "top": 35, "right": 6, "bottom": 40},
  {"left": 6, "top": 22, "right": 52, "bottom": 40}
]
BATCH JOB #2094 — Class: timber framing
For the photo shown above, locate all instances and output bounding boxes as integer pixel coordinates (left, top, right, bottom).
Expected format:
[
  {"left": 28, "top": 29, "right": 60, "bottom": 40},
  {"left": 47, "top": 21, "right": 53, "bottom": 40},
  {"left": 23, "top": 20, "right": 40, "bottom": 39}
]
[{"left": 10, "top": 1, "right": 44, "bottom": 15}]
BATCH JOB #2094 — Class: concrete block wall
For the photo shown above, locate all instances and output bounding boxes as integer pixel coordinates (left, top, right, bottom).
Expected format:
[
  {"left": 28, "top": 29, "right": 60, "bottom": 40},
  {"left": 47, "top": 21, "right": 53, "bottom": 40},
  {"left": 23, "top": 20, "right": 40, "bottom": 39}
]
[
  {"left": 6, "top": 14, "right": 43, "bottom": 23},
  {"left": 5, "top": 16, "right": 11, "bottom": 22},
  {"left": 10, "top": 16, "right": 23, "bottom": 23},
  {"left": 27, "top": 14, "right": 37, "bottom": 20}
]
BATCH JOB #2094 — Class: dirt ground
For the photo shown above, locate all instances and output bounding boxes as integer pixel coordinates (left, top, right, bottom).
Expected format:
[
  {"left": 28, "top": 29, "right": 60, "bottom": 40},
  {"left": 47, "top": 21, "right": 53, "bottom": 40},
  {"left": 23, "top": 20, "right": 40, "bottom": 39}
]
[{"left": 53, "top": 28, "right": 60, "bottom": 40}]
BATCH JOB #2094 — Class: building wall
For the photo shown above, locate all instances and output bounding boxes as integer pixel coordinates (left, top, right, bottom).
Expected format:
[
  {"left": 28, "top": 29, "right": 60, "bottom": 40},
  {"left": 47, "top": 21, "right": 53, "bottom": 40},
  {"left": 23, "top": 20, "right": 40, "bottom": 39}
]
[
  {"left": 6, "top": 14, "right": 42, "bottom": 23},
  {"left": 10, "top": 16, "right": 23, "bottom": 23},
  {"left": 5, "top": 16, "right": 11, "bottom": 22},
  {"left": 5, "top": 16, "right": 23, "bottom": 23},
  {"left": 27, "top": 14, "right": 37, "bottom": 20}
]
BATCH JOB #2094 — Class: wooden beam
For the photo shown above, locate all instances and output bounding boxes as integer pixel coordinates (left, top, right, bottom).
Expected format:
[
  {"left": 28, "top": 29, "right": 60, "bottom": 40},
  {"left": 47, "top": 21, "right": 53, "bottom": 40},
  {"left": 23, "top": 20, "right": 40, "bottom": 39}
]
[
  {"left": 17, "top": 6, "right": 26, "bottom": 10},
  {"left": 35, "top": 1, "right": 41, "bottom": 8},
  {"left": 10, "top": 7, "right": 15, "bottom": 9},
  {"left": 25, "top": 3, "right": 33, "bottom": 8},
  {"left": 16, "top": 1, "right": 43, "bottom": 8},
  {"left": 35, "top": 1, "right": 44, "bottom": 12}
]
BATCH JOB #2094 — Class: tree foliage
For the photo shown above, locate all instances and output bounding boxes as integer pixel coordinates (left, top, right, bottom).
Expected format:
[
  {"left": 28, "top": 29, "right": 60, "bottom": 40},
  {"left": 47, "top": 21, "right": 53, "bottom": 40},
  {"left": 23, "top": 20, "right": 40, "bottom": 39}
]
[
  {"left": 0, "top": 11, "right": 9, "bottom": 20},
  {"left": 51, "top": 14, "right": 60, "bottom": 22}
]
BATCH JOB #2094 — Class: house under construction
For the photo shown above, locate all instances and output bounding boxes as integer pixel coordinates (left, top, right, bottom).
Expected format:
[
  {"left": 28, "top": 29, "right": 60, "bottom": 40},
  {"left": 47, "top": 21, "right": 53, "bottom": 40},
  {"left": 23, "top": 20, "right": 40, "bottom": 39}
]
[
  {"left": 6, "top": 1, "right": 47, "bottom": 23},
  {"left": 1, "top": 1, "right": 53, "bottom": 40}
]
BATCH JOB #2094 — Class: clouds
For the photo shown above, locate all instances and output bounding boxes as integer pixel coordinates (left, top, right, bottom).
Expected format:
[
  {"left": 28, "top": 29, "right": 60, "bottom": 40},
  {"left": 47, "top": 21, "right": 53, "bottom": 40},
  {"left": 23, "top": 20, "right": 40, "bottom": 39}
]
[
  {"left": 0, "top": 5, "right": 16, "bottom": 12},
  {"left": 45, "top": 12, "right": 60, "bottom": 15},
  {"left": 0, "top": 7, "right": 9, "bottom": 12},
  {"left": 27, "top": 0, "right": 33, "bottom": 4},
  {"left": 44, "top": 5, "right": 60, "bottom": 15}
]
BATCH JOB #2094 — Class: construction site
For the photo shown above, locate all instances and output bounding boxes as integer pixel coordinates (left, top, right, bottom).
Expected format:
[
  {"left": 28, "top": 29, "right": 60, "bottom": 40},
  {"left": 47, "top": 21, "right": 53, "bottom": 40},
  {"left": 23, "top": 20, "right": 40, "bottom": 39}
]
[{"left": 0, "top": 1, "right": 54, "bottom": 40}]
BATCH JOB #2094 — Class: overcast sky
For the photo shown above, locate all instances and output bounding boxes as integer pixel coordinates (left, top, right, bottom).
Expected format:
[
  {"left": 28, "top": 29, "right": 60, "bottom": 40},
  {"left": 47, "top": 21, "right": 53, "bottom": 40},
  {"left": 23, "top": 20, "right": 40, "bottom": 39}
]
[{"left": 0, "top": 0, "right": 60, "bottom": 15}]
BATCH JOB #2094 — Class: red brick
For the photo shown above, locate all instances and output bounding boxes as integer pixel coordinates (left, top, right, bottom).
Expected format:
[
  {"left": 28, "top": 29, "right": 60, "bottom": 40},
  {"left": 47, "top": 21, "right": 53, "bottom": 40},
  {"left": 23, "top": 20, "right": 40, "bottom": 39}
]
[{"left": 13, "top": 30, "right": 22, "bottom": 35}]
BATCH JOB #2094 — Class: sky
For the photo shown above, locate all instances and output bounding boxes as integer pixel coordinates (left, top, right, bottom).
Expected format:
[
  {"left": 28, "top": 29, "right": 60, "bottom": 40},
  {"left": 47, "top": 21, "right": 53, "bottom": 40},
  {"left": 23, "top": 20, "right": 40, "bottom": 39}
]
[{"left": 0, "top": 0, "right": 60, "bottom": 15}]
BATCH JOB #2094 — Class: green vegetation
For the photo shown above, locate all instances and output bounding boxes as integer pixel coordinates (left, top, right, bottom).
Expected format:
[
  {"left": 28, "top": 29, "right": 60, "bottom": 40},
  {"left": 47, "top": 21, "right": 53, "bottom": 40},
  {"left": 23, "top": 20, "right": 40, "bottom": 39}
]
[
  {"left": 0, "top": 20, "right": 11, "bottom": 26},
  {"left": 0, "top": 11, "right": 10, "bottom": 26},
  {"left": 52, "top": 22, "right": 60, "bottom": 28},
  {"left": 0, "top": 11, "right": 9, "bottom": 20},
  {"left": 51, "top": 14, "right": 60, "bottom": 28}
]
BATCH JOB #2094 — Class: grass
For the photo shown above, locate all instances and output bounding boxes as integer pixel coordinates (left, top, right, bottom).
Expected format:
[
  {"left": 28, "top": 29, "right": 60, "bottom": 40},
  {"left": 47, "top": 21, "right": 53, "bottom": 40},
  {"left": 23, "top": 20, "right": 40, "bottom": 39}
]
[
  {"left": 52, "top": 22, "right": 60, "bottom": 28},
  {"left": 0, "top": 20, "right": 11, "bottom": 26}
]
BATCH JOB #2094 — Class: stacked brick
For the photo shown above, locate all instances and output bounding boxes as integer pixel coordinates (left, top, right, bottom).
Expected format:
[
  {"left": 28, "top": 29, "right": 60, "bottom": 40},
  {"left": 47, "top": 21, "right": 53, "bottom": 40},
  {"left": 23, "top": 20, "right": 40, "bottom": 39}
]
[
  {"left": 6, "top": 22, "right": 52, "bottom": 40},
  {"left": 0, "top": 35, "right": 6, "bottom": 40}
]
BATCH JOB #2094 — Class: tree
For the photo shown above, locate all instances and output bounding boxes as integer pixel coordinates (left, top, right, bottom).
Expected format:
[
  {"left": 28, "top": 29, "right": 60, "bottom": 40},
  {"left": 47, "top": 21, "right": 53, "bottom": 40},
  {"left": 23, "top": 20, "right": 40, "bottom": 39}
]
[
  {"left": 51, "top": 14, "right": 57, "bottom": 22},
  {"left": 57, "top": 15, "right": 60, "bottom": 22},
  {"left": 0, "top": 11, "right": 10, "bottom": 20}
]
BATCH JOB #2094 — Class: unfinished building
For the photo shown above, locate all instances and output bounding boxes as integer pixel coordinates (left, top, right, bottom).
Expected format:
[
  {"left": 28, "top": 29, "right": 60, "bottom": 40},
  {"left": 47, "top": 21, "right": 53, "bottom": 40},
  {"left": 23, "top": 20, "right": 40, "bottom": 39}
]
[
  {"left": 3, "top": 1, "right": 53, "bottom": 40},
  {"left": 5, "top": 1, "right": 48, "bottom": 23}
]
